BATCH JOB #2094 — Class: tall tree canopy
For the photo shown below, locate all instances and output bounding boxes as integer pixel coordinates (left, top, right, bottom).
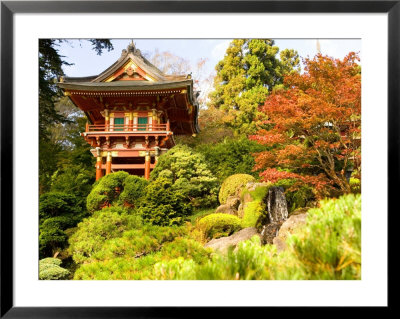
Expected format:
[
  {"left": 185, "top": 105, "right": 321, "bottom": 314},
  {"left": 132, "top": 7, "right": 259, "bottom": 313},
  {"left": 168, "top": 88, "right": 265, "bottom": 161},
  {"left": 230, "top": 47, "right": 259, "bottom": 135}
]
[
  {"left": 208, "top": 39, "right": 300, "bottom": 134},
  {"left": 39, "top": 39, "right": 113, "bottom": 193},
  {"left": 250, "top": 53, "right": 361, "bottom": 195}
]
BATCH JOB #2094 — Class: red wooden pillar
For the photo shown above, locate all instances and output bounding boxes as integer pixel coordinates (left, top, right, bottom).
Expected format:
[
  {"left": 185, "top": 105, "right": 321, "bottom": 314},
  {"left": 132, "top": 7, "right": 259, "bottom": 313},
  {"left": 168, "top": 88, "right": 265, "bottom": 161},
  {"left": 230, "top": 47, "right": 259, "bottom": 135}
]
[
  {"left": 144, "top": 151, "right": 151, "bottom": 180},
  {"left": 106, "top": 152, "right": 112, "bottom": 175},
  {"left": 96, "top": 155, "right": 103, "bottom": 180}
]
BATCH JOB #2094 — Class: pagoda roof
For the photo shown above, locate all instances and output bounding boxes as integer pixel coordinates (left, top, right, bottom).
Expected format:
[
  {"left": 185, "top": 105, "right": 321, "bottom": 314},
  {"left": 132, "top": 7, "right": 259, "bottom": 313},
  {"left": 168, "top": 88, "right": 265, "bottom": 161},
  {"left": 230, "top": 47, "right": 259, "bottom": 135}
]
[{"left": 59, "top": 42, "right": 189, "bottom": 84}]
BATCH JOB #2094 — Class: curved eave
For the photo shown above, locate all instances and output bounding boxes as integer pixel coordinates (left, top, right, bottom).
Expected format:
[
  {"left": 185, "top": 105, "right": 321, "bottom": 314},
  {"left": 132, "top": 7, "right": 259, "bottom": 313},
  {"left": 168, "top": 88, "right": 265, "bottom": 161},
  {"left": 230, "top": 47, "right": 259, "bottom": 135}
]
[{"left": 58, "top": 80, "right": 193, "bottom": 92}]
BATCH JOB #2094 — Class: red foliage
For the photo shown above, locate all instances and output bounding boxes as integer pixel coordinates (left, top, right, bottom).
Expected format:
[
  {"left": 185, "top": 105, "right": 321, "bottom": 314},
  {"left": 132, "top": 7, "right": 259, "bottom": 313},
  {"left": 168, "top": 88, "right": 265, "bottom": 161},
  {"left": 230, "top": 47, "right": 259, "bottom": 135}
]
[{"left": 251, "top": 53, "right": 361, "bottom": 194}]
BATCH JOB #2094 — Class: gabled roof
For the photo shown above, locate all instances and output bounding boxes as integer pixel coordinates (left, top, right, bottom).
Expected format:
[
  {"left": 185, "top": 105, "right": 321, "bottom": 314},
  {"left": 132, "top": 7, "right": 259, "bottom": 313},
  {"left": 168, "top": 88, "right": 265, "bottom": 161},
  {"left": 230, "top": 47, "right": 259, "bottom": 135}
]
[{"left": 60, "top": 42, "right": 189, "bottom": 85}]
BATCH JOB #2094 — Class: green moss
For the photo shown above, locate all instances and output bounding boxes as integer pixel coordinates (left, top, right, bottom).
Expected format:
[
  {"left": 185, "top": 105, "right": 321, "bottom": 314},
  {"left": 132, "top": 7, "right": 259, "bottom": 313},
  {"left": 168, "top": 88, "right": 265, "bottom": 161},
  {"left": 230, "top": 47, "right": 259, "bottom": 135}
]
[
  {"left": 219, "top": 174, "right": 255, "bottom": 204},
  {"left": 197, "top": 213, "right": 242, "bottom": 239}
]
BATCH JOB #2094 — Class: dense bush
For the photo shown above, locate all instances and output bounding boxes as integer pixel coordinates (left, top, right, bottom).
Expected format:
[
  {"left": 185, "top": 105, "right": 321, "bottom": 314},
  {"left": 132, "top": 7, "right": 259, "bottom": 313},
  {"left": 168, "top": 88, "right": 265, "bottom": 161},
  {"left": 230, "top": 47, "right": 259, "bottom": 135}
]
[
  {"left": 39, "top": 192, "right": 83, "bottom": 222},
  {"left": 219, "top": 174, "right": 255, "bottom": 204},
  {"left": 68, "top": 207, "right": 142, "bottom": 264},
  {"left": 39, "top": 258, "right": 70, "bottom": 280},
  {"left": 50, "top": 167, "right": 95, "bottom": 202},
  {"left": 152, "top": 194, "right": 361, "bottom": 280},
  {"left": 138, "top": 178, "right": 193, "bottom": 226},
  {"left": 195, "top": 137, "right": 265, "bottom": 182},
  {"left": 119, "top": 175, "right": 149, "bottom": 207},
  {"left": 86, "top": 172, "right": 148, "bottom": 213},
  {"left": 39, "top": 192, "right": 87, "bottom": 258},
  {"left": 150, "top": 145, "right": 219, "bottom": 207},
  {"left": 197, "top": 213, "right": 242, "bottom": 240}
]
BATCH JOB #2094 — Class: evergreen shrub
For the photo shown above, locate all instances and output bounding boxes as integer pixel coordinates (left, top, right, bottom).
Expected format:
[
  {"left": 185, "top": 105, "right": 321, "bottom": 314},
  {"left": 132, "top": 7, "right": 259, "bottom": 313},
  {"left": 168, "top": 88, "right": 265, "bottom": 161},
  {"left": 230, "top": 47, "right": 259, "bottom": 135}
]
[
  {"left": 86, "top": 172, "right": 148, "bottom": 213},
  {"left": 150, "top": 145, "right": 219, "bottom": 207},
  {"left": 138, "top": 177, "right": 193, "bottom": 226},
  {"left": 218, "top": 174, "right": 255, "bottom": 204},
  {"left": 68, "top": 206, "right": 142, "bottom": 264},
  {"left": 197, "top": 213, "right": 242, "bottom": 239},
  {"left": 39, "top": 258, "right": 70, "bottom": 280}
]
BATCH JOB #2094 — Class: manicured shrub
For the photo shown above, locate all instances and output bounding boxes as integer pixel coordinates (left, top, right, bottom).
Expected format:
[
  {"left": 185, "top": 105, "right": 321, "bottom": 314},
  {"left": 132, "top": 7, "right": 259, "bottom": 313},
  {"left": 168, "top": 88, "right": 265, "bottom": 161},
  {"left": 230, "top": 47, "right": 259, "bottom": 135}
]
[
  {"left": 160, "top": 238, "right": 212, "bottom": 264},
  {"left": 219, "top": 174, "right": 255, "bottom": 204},
  {"left": 39, "top": 192, "right": 87, "bottom": 258},
  {"left": 39, "top": 258, "right": 70, "bottom": 280},
  {"left": 86, "top": 172, "right": 147, "bottom": 213},
  {"left": 287, "top": 193, "right": 361, "bottom": 279},
  {"left": 197, "top": 213, "right": 242, "bottom": 239},
  {"left": 119, "top": 175, "right": 149, "bottom": 207},
  {"left": 150, "top": 145, "right": 219, "bottom": 207},
  {"left": 39, "top": 192, "right": 82, "bottom": 222},
  {"left": 138, "top": 178, "right": 193, "bottom": 226},
  {"left": 68, "top": 207, "right": 142, "bottom": 264}
]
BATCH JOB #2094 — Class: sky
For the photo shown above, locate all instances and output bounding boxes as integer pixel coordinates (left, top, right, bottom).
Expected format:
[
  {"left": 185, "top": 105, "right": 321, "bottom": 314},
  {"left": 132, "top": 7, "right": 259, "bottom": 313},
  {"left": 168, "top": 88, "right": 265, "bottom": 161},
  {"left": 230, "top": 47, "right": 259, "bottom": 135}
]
[{"left": 57, "top": 38, "right": 361, "bottom": 105}]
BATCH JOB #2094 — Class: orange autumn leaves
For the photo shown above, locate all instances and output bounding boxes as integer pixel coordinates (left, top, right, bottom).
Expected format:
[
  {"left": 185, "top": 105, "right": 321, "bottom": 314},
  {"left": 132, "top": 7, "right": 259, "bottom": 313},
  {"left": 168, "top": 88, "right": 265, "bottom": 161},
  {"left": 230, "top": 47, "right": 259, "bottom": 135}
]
[{"left": 250, "top": 53, "right": 361, "bottom": 195}]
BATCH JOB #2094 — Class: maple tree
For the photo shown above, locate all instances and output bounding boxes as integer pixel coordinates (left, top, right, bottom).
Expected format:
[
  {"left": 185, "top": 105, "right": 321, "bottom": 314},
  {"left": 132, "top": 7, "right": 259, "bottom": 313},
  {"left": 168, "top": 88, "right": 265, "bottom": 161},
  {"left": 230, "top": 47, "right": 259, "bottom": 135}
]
[{"left": 250, "top": 53, "right": 361, "bottom": 195}]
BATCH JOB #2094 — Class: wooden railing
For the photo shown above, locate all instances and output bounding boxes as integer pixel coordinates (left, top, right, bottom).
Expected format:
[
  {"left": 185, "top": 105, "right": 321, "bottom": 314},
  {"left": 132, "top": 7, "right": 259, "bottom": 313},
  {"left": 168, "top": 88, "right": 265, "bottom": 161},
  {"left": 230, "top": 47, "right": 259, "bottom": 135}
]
[{"left": 86, "top": 122, "right": 170, "bottom": 132}]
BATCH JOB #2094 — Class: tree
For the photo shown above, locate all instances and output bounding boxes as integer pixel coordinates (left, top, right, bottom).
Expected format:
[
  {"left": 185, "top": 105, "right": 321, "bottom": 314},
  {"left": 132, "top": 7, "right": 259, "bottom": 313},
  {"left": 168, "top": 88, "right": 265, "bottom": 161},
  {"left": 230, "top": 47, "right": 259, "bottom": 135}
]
[
  {"left": 208, "top": 39, "right": 300, "bottom": 134},
  {"left": 250, "top": 53, "right": 361, "bottom": 195},
  {"left": 39, "top": 39, "right": 113, "bottom": 193}
]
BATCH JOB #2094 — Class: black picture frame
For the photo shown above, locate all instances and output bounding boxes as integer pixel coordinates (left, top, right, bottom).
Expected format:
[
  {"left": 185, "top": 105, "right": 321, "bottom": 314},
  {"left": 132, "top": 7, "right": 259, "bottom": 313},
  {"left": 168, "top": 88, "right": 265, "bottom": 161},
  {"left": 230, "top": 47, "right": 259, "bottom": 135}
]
[{"left": 1, "top": 1, "right": 395, "bottom": 317}]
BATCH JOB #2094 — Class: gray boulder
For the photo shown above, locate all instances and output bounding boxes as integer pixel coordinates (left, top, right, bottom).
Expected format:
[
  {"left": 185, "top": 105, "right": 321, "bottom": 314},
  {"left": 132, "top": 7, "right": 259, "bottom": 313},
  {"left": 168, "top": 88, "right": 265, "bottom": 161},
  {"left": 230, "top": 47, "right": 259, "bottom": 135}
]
[{"left": 204, "top": 227, "right": 261, "bottom": 253}]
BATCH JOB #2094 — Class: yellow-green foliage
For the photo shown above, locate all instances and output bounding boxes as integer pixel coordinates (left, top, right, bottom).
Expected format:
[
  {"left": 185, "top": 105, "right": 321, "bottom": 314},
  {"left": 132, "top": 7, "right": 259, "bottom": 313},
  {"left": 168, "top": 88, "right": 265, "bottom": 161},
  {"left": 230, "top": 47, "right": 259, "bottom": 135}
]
[
  {"left": 350, "top": 178, "right": 361, "bottom": 194},
  {"left": 39, "top": 258, "right": 70, "bottom": 280},
  {"left": 241, "top": 186, "right": 269, "bottom": 227},
  {"left": 197, "top": 213, "right": 242, "bottom": 240},
  {"left": 219, "top": 174, "right": 255, "bottom": 204},
  {"left": 73, "top": 237, "right": 212, "bottom": 280},
  {"left": 151, "top": 194, "right": 361, "bottom": 280}
]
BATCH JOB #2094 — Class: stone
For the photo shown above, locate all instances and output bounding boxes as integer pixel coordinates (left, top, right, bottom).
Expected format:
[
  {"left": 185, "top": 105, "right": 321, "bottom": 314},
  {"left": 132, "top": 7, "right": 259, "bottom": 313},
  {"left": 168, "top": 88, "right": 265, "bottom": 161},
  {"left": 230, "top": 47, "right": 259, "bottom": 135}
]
[
  {"left": 272, "top": 236, "right": 287, "bottom": 252},
  {"left": 260, "top": 221, "right": 284, "bottom": 245},
  {"left": 226, "top": 196, "right": 241, "bottom": 210},
  {"left": 215, "top": 204, "right": 237, "bottom": 215},
  {"left": 277, "top": 213, "right": 308, "bottom": 241},
  {"left": 204, "top": 227, "right": 261, "bottom": 253}
]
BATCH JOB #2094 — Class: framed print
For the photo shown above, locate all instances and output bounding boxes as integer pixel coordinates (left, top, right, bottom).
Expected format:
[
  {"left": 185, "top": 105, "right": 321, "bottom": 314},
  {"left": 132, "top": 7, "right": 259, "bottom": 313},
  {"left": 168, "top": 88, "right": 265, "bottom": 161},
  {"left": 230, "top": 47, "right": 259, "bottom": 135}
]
[{"left": 1, "top": 0, "right": 395, "bottom": 317}]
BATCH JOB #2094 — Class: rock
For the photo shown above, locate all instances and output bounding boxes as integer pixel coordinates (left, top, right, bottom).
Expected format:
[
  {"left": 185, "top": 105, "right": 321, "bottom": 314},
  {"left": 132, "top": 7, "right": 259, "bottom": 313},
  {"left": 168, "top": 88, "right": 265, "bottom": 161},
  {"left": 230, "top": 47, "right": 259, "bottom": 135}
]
[
  {"left": 204, "top": 227, "right": 261, "bottom": 253},
  {"left": 215, "top": 196, "right": 240, "bottom": 215},
  {"left": 260, "top": 221, "right": 284, "bottom": 245},
  {"left": 245, "top": 182, "right": 268, "bottom": 192},
  {"left": 226, "top": 196, "right": 241, "bottom": 210},
  {"left": 277, "top": 213, "right": 307, "bottom": 241},
  {"left": 215, "top": 204, "right": 237, "bottom": 215}
]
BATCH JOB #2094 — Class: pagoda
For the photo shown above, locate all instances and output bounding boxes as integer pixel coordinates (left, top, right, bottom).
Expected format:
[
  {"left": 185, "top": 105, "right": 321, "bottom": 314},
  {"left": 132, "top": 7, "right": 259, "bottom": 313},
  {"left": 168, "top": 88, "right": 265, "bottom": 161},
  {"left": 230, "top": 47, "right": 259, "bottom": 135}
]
[{"left": 58, "top": 42, "right": 199, "bottom": 180}]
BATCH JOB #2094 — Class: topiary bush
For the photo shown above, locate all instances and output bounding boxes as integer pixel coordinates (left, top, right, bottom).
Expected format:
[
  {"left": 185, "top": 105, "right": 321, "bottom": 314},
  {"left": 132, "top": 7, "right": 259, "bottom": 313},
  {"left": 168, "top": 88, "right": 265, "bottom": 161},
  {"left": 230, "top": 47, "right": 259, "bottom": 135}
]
[
  {"left": 39, "top": 258, "right": 70, "bottom": 280},
  {"left": 86, "top": 171, "right": 148, "bottom": 213},
  {"left": 197, "top": 213, "right": 242, "bottom": 240},
  {"left": 349, "top": 177, "right": 361, "bottom": 194},
  {"left": 150, "top": 145, "right": 219, "bottom": 207},
  {"left": 119, "top": 175, "right": 149, "bottom": 207},
  {"left": 137, "top": 177, "right": 193, "bottom": 226},
  {"left": 39, "top": 192, "right": 83, "bottom": 222},
  {"left": 219, "top": 174, "right": 255, "bottom": 204},
  {"left": 68, "top": 206, "right": 142, "bottom": 264}
]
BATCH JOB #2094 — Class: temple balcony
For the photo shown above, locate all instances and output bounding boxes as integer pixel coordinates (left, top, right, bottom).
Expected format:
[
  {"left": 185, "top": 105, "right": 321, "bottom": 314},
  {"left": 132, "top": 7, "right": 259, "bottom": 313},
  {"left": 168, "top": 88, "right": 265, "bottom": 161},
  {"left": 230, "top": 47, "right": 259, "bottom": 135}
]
[{"left": 84, "top": 121, "right": 170, "bottom": 135}]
